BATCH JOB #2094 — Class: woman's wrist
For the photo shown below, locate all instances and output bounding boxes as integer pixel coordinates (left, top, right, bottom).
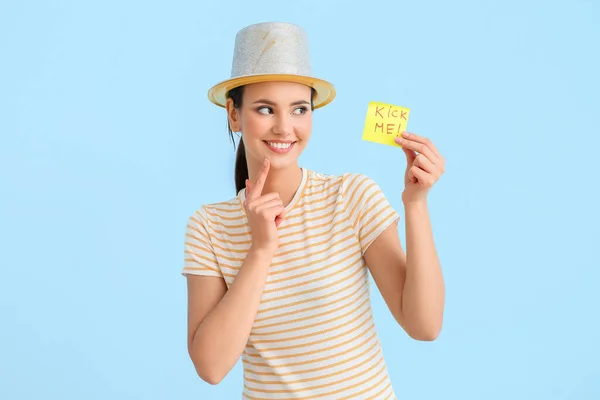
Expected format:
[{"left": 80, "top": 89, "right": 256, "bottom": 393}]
[{"left": 247, "top": 245, "right": 276, "bottom": 265}]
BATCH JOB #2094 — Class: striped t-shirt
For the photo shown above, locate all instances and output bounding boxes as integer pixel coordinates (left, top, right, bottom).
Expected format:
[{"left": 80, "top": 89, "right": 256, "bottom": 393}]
[{"left": 182, "top": 168, "right": 401, "bottom": 399}]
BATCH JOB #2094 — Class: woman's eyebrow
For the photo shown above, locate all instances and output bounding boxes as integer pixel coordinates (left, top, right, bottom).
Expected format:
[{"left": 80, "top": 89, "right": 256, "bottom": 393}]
[{"left": 252, "top": 99, "right": 310, "bottom": 106}]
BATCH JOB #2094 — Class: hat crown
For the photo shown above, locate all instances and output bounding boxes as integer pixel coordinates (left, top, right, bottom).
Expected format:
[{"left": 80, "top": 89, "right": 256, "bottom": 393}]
[
  {"left": 207, "top": 22, "right": 335, "bottom": 109},
  {"left": 230, "top": 22, "right": 312, "bottom": 78}
]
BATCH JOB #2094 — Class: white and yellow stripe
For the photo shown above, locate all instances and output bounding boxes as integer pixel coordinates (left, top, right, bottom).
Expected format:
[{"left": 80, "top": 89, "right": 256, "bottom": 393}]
[{"left": 183, "top": 169, "right": 400, "bottom": 399}]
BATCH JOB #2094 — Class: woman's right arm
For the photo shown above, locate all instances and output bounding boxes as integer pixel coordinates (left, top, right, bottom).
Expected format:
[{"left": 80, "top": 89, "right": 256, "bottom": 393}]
[
  {"left": 186, "top": 247, "right": 274, "bottom": 385},
  {"left": 187, "top": 159, "right": 283, "bottom": 384}
]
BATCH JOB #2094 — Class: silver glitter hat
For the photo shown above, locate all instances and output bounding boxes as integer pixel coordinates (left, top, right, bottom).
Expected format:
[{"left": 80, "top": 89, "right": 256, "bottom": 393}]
[{"left": 207, "top": 22, "right": 336, "bottom": 109}]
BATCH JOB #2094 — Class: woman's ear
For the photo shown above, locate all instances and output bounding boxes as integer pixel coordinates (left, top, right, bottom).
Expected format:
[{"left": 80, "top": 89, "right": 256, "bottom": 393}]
[{"left": 226, "top": 98, "right": 241, "bottom": 132}]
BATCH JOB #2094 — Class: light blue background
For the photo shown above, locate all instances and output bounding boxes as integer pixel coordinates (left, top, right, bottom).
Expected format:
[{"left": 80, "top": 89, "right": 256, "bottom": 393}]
[{"left": 2, "top": 0, "right": 599, "bottom": 399}]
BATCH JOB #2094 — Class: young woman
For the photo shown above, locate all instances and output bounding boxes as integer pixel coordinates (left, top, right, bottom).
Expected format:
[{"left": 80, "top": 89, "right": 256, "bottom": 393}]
[{"left": 182, "top": 22, "right": 445, "bottom": 399}]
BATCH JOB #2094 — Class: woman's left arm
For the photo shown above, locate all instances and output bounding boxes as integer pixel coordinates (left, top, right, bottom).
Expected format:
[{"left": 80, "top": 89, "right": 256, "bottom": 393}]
[{"left": 364, "top": 131, "right": 446, "bottom": 341}]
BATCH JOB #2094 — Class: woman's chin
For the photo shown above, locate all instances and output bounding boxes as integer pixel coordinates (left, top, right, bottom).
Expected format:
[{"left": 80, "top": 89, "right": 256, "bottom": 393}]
[
  {"left": 248, "top": 145, "right": 303, "bottom": 171},
  {"left": 265, "top": 156, "right": 298, "bottom": 171}
]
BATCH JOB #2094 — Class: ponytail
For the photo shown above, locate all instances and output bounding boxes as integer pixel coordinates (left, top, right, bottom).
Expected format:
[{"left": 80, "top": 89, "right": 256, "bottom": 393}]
[{"left": 234, "top": 138, "right": 248, "bottom": 193}]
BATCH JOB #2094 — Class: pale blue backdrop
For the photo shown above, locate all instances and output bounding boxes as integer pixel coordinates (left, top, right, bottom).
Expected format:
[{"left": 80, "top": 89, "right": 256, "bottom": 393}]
[{"left": 1, "top": 0, "right": 599, "bottom": 399}]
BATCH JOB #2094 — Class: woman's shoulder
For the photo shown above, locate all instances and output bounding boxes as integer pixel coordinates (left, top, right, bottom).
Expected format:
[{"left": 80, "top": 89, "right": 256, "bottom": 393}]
[
  {"left": 306, "top": 168, "right": 380, "bottom": 194},
  {"left": 185, "top": 194, "right": 244, "bottom": 227},
  {"left": 200, "top": 194, "right": 243, "bottom": 213}
]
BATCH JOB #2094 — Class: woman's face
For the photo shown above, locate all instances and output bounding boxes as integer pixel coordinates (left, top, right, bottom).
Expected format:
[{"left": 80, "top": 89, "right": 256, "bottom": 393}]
[{"left": 227, "top": 81, "right": 313, "bottom": 173}]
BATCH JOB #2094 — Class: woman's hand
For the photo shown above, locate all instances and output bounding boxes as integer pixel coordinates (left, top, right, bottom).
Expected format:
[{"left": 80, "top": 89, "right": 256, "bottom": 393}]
[
  {"left": 243, "top": 159, "right": 285, "bottom": 254},
  {"left": 395, "top": 131, "right": 445, "bottom": 205}
]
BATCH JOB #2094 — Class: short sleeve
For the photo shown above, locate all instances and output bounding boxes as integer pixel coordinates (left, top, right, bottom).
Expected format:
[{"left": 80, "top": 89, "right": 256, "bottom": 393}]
[
  {"left": 342, "top": 173, "right": 401, "bottom": 253},
  {"left": 181, "top": 207, "right": 223, "bottom": 278}
]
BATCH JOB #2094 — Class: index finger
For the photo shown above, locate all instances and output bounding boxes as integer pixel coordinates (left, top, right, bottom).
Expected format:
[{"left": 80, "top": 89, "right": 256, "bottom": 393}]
[{"left": 248, "top": 158, "right": 270, "bottom": 199}]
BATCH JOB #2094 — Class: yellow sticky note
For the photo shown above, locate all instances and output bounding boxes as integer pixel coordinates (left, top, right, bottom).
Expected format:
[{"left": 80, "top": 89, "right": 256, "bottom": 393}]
[{"left": 362, "top": 101, "right": 410, "bottom": 147}]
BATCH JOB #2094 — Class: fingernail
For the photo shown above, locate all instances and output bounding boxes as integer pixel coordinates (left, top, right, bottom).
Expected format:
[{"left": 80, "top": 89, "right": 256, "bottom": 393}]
[
  {"left": 395, "top": 137, "right": 403, "bottom": 144},
  {"left": 402, "top": 131, "right": 410, "bottom": 137}
]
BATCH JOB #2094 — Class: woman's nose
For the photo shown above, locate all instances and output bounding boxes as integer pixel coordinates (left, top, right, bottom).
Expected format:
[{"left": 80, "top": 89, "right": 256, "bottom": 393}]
[{"left": 272, "top": 114, "right": 293, "bottom": 136}]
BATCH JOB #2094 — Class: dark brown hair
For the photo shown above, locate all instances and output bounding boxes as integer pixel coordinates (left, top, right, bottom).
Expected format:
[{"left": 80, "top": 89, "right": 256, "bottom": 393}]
[{"left": 226, "top": 85, "right": 316, "bottom": 193}]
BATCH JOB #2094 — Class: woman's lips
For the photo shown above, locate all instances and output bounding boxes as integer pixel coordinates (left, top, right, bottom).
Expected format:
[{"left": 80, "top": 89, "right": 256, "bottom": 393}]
[{"left": 263, "top": 140, "right": 296, "bottom": 154}]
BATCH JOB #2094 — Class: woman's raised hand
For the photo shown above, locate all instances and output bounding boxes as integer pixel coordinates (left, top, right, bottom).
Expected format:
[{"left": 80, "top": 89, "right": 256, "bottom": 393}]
[{"left": 243, "top": 159, "right": 285, "bottom": 254}]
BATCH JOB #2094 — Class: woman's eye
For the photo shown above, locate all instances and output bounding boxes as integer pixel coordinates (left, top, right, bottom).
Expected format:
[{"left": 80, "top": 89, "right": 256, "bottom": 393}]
[
  {"left": 293, "top": 107, "right": 307, "bottom": 115},
  {"left": 257, "top": 107, "right": 271, "bottom": 114}
]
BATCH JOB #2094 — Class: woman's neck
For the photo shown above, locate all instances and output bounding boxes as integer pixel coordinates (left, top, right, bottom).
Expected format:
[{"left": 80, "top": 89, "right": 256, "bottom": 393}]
[{"left": 248, "top": 162, "right": 303, "bottom": 207}]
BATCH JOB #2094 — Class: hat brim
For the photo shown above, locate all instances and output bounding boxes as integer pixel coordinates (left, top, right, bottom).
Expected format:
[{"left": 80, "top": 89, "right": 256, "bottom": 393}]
[{"left": 207, "top": 74, "right": 336, "bottom": 109}]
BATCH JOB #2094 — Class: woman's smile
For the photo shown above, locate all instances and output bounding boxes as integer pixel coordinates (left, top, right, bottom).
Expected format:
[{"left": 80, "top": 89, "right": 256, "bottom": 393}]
[{"left": 263, "top": 140, "right": 297, "bottom": 154}]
